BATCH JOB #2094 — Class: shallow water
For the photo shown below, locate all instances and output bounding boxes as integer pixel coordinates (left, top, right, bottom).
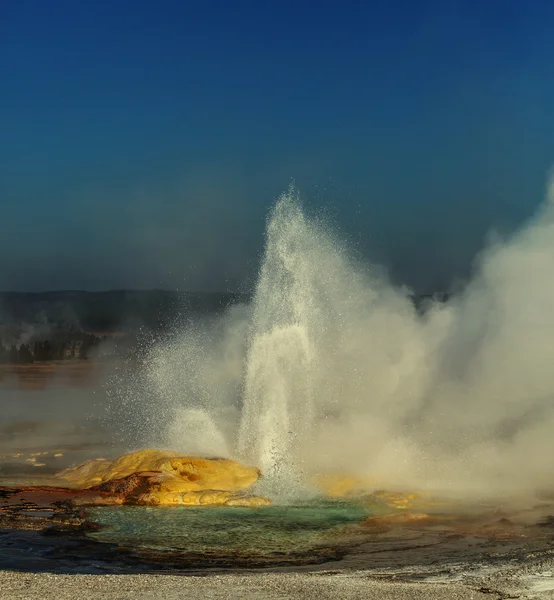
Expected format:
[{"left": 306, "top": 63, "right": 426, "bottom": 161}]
[{"left": 87, "top": 502, "right": 369, "bottom": 555}]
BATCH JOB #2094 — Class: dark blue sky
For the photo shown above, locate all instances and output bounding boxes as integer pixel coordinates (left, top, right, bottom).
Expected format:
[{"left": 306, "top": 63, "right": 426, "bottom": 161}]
[{"left": 2, "top": 0, "right": 554, "bottom": 293}]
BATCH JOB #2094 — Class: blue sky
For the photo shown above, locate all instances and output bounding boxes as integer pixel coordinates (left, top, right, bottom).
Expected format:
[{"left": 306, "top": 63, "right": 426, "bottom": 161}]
[{"left": 2, "top": 0, "right": 554, "bottom": 292}]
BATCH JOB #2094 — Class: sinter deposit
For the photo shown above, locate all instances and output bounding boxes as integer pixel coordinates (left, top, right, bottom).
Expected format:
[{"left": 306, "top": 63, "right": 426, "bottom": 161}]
[{"left": 54, "top": 449, "right": 269, "bottom": 507}]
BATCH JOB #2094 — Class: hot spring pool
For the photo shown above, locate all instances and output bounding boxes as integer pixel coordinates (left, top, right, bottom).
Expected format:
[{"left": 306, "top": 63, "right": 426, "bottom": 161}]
[{"left": 86, "top": 501, "right": 370, "bottom": 557}]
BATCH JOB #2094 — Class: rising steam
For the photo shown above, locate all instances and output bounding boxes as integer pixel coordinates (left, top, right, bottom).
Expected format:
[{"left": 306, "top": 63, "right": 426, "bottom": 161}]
[{"left": 133, "top": 181, "right": 554, "bottom": 499}]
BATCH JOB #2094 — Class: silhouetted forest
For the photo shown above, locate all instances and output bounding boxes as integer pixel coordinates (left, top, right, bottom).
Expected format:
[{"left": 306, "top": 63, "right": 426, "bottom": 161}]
[
  {"left": 0, "top": 333, "right": 103, "bottom": 364},
  {"left": 0, "top": 290, "right": 248, "bottom": 333},
  {"left": 0, "top": 290, "right": 250, "bottom": 364},
  {"left": 0, "top": 290, "right": 447, "bottom": 364}
]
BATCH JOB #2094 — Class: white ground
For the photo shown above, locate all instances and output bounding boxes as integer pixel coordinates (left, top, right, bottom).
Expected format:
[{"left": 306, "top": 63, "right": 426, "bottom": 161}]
[{"left": 3, "top": 567, "right": 554, "bottom": 600}]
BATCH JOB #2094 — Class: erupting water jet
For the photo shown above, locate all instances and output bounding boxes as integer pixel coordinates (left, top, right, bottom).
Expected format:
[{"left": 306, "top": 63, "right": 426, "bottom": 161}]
[{"left": 123, "top": 180, "right": 554, "bottom": 503}]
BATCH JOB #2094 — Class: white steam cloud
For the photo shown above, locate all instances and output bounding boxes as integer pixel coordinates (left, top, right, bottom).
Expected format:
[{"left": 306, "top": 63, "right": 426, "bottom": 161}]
[{"left": 133, "top": 179, "right": 554, "bottom": 500}]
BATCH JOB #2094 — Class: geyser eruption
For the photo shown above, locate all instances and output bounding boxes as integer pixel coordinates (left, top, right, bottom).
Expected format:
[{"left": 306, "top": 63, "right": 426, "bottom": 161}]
[
  {"left": 134, "top": 181, "right": 554, "bottom": 500},
  {"left": 238, "top": 196, "right": 317, "bottom": 481},
  {"left": 235, "top": 188, "right": 435, "bottom": 490}
]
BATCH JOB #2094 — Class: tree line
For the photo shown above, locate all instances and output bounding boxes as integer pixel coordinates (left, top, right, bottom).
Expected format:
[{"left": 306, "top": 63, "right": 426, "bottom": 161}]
[{"left": 0, "top": 334, "right": 102, "bottom": 364}]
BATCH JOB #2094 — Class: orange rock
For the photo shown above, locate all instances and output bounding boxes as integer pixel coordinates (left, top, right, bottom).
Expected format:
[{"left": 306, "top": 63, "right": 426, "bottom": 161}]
[
  {"left": 363, "top": 512, "right": 429, "bottom": 527},
  {"left": 368, "top": 490, "right": 421, "bottom": 509},
  {"left": 0, "top": 485, "right": 113, "bottom": 507},
  {"left": 52, "top": 449, "right": 269, "bottom": 507},
  {"left": 54, "top": 449, "right": 261, "bottom": 493},
  {"left": 313, "top": 473, "right": 377, "bottom": 497},
  {"left": 61, "top": 472, "right": 269, "bottom": 507}
]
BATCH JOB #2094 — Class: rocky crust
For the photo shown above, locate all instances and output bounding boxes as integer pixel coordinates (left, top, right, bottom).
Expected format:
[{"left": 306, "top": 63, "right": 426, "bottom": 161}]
[{"left": 49, "top": 449, "right": 269, "bottom": 507}]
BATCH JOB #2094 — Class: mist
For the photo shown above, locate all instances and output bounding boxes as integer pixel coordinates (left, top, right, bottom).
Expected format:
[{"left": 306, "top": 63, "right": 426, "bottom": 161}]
[
  {"left": 0, "top": 361, "right": 126, "bottom": 481},
  {"left": 118, "top": 179, "right": 554, "bottom": 500}
]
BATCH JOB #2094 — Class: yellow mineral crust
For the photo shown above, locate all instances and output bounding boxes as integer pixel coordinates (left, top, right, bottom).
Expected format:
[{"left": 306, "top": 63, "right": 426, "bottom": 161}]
[
  {"left": 133, "top": 489, "right": 270, "bottom": 507},
  {"left": 369, "top": 490, "right": 421, "bottom": 509},
  {"left": 54, "top": 449, "right": 260, "bottom": 492},
  {"left": 313, "top": 474, "right": 423, "bottom": 513},
  {"left": 313, "top": 473, "right": 377, "bottom": 498},
  {"left": 363, "top": 512, "right": 429, "bottom": 527},
  {"left": 53, "top": 449, "right": 268, "bottom": 507}
]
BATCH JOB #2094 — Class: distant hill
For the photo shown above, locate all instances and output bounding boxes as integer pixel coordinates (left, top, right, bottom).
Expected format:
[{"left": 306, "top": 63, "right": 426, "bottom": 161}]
[{"left": 0, "top": 290, "right": 250, "bottom": 334}]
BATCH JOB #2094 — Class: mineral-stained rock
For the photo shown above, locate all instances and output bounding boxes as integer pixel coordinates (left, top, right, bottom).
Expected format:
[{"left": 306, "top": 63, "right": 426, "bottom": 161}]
[
  {"left": 367, "top": 490, "right": 421, "bottom": 509},
  {"left": 0, "top": 484, "right": 116, "bottom": 531},
  {"left": 52, "top": 449, "right": 270, "bottom": 507},
  {"left": 363, "top": 512, "right": 429, "bottom": 527},
  {"left": 313, "top": 475, "right": 422, "bottom": 508},
  {"left": 68, "top": 471, "right": 269, "bottom": 507},
  {"left": 54, "top": 449, "right": 261, "bottom": 492},
  {"left": 129, "top": 487, "right": 269, "bottom": 508},
  {"left": 313, "top": 473, "right": 377, "bottom": 498},
  {"left": 71, "top": 494, "right": 125, "bottom": 506},
  {"left": 224, "top": 494, "right": 270, "bottom": 507},
  {"left": 53, "top": 457, "right": 115, "bottom": 488},
  {"left": 0, "top": 485, "right": 110, "bottom": 507}
]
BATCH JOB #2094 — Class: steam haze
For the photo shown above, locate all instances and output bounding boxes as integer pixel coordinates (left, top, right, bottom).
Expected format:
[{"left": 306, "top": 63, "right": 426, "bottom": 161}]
[{"left": 114, "top": 181, "right": 554, "bottom": 501}]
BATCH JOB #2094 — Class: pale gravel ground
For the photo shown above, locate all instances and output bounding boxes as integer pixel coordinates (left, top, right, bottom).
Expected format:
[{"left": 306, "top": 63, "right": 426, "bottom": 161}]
[
  {"left": 4, "top": 550, "right": 554, "bottom": 599},
  {"left": 0, "top": 571, "right": 496, "bottom": 600}
]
